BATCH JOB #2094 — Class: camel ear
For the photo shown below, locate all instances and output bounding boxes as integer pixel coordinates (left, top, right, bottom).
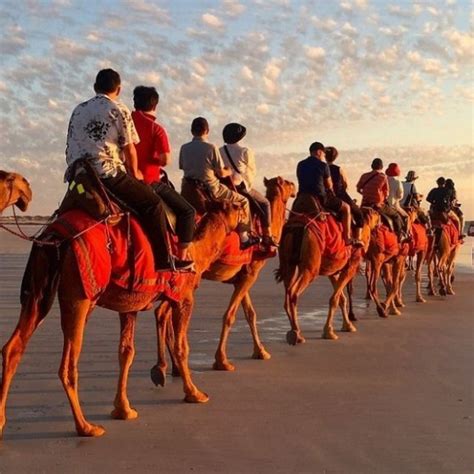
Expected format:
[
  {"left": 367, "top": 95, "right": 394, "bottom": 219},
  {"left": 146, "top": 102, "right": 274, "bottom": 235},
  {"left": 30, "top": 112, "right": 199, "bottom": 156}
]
[
  {"left": 263, "top": 177, "right": 269, "bottom": 186},
  {"left": 277, "top": 176, "right": 284, "bottom": 185}
]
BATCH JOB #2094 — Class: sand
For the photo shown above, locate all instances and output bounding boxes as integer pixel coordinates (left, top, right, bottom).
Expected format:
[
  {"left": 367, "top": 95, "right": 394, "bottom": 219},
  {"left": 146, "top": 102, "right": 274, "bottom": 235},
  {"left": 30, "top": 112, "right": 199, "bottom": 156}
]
[{"left": 0, "top": 229, "right": 472, "bottom": 473}]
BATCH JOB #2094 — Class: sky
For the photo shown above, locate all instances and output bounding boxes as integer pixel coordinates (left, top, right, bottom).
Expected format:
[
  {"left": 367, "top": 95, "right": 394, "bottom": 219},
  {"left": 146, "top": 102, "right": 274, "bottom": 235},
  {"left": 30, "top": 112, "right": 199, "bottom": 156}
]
[{"left": 1, "top": 0, "right": 473, "bottom": 217}]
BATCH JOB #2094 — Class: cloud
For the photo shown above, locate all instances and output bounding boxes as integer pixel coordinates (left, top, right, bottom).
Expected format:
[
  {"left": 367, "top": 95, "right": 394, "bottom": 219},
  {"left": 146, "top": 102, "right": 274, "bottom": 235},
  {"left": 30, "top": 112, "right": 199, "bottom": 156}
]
[
  {"left": 305, "top": 46, "right": 326, "bottom": 60},
  {"left": 201, "top": 13, "right": 224, "bottom": 29},
  {"left": 222, "top": 0, "right": 246, "bottom": 16},
  {"left": 0, "top": 25, "right": 28, "bottom": 55}
]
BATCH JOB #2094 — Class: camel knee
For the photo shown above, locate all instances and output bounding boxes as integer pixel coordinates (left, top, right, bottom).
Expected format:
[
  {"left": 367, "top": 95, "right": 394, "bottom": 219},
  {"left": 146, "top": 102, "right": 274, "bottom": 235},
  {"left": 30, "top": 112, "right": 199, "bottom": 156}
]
[
  {"left": 223, "top": 312, "right": 237, "bottom": 330},
  {"left": 118, "top": 342, "right": 135, "bottom": 362}
]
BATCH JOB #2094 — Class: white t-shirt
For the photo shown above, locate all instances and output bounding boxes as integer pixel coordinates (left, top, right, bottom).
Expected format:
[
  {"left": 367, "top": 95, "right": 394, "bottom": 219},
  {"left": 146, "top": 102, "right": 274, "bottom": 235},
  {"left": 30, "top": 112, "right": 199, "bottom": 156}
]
[
  {"left": 402, "top": 181, "right": 418, "bottom": 205},
  {"left": 219, "top": 143, "right": 256, "bottom": 190},
  {"left": 387, "top": 176, "right": 404, "bottom": 208},
  {"left": 65, "top": 94, "right": 139, "bottom": 178}
]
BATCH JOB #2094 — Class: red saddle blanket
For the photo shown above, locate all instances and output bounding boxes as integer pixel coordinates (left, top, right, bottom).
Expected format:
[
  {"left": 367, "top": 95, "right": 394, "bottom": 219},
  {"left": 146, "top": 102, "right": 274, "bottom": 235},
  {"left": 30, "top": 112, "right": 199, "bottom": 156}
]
[
  {"left": 409, "top": 222, "right": 428, "bottom": 256},
  {"left": 306, "top": 214, "right": 349, "bottom": 261},
  {"left": 373, "top": 225, "right": 400, "bottom": 256},
  {"left": 49, "top": 210, "right": 184, "bottom": 302},
  {"left": 443, "top": 219, "right": 459, "bottom": 247},
  {"left": 215, "top": 232, "right": 277, "bottom": 266}
]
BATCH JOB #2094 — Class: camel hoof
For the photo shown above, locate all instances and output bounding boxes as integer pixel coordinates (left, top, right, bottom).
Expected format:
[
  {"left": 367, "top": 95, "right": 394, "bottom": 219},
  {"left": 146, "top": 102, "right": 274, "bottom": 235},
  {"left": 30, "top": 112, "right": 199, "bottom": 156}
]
[
  {"left": 376, "top": 306, "right": 388, "bottom": 318},
  {"left": 348, "top": 312, "right": 358, "bottom": 322},
  {"left": 439, "top": 288, "right": 447, "bottom": 296},
  {"left": 447, "top": 289, "right": 455, "bottom": 296},
  {"left": 171, "top": 366, "right": 181, "bottom": 377},
  {"left": 286, "top": 330, "right": 305, "bottom": 345},
  {"left": 213, "top": 360, "right": 235, "bottom": 371},
  {"left": 322, "top": 329, "right": 339, "bottom": 340},
  {"left": 416, "top": 297, "right": 427, "bottom": 303},
  {"left": 252, "top": 348, "right": 271, "bottom": 360},
  {"left": 111, "top": 407, "right": 138, "bottom": 420},
  {"left": 395, "top": 301, "right": 405, "bottom": 308},
  {"left": 150, "top": 365, "right": 166, "bottom": 387},
  {"left": 390, "top": 308, "right": 402, "bottom": 316},
  {"left": 184, "top": 391, "right": 209, "bottom": 403},
  {"left": 342, "top": 323, "right": 357, "bottom": 333},
  {"left": 78, "top": 423, "right": 106, "bottom": 437}
]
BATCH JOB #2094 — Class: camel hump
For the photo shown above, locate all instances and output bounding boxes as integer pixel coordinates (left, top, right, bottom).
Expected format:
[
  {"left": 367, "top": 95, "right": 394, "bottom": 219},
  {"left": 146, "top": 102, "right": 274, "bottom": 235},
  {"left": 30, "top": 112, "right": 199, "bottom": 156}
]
[{"left": 290, "top": 193, "right": 322, "bottom": 217}]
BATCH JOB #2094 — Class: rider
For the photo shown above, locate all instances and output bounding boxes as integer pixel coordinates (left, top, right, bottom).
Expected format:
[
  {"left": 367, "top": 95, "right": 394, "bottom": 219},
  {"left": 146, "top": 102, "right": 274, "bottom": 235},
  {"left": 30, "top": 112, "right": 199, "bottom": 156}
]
[
  {"left": 402, "top": 170, "right": 432, "bottom": 233},
  {"left": 65, "top": 69, "right": 180, "bottom": 271},
  {"left": 220, "top": 122, "right": 278, "bottom": 249},
  {"left": 426, "top": 177, "right": 451, "bottom": 224},
  {"left": 356, "top": 158, "right": 409, "bottom": 243},
  {"left": 386, "top": 163, "right": 411, "bottom": 240},
  {"left": 324, "top": 146, "right": 364, "bottom": 244},
  {"left": 296, "top": 142, "right": 363, "bottom": 247},
  {"left": 179, "top": 117, "right": 260, "bottom": 250},
  {"left": 131, "top": 85, "right": 195, "bottom": 269},
  {"left": 445, "top": 178, "right": 465, "bottom": 239}
]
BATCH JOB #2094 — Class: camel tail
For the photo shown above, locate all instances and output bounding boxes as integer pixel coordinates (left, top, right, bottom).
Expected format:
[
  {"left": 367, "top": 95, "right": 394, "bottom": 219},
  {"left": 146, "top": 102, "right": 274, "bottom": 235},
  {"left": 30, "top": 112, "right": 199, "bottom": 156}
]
[
  {"left": 20, "top": 243, "right": 62, "bottom": 319},
  {"left": 274, "top": 226, "right": 303, "bottom": 284}
]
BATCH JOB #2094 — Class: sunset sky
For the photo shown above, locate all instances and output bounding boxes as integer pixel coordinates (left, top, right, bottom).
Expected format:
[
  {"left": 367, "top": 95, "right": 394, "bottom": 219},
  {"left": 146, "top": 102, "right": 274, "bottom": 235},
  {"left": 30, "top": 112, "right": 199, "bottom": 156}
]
[{"left": 1, "top": 0, "right": 473, "bottom": 217}]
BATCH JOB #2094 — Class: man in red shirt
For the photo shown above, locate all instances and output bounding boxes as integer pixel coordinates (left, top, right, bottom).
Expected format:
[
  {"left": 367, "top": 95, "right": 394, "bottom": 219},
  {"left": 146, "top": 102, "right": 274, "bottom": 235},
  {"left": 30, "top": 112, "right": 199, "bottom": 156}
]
[
  {"left": 132, "top": 86, "right": 195, "bottom": 269},
  {"left": 357, "top": 158, "right": 408, "bottom": 242}
]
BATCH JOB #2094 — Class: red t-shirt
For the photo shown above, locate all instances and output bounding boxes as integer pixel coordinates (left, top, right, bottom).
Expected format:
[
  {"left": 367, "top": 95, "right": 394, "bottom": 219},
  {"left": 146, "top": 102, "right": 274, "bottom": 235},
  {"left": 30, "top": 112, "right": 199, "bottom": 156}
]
[{"left": 131, "top": 110, "right": 170, "bottom": 184}]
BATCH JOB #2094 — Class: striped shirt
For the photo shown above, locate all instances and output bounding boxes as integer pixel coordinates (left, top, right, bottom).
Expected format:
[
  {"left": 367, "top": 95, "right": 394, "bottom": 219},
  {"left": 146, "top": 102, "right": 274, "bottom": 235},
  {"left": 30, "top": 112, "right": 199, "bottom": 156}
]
[{"left": 356, "top": 170, "right": 388, "bottom": 206}]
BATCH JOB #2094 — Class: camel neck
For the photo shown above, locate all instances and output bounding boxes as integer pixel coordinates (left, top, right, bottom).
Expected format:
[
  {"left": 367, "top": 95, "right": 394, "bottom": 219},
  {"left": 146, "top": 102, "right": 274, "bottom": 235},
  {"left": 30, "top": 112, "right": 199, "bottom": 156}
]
[
  {"left": 191, "top": 213, "right": 229, "bottom": 272},
  {"left": 269, "top": 193, "right": 286, "bottom": 242}
]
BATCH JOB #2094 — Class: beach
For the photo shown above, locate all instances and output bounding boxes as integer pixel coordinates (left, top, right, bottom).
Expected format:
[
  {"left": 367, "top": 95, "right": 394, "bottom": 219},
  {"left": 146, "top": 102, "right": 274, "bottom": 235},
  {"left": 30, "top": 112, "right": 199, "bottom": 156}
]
[{"left": 0, "top": 230, "right": 472, "bottom": 473}]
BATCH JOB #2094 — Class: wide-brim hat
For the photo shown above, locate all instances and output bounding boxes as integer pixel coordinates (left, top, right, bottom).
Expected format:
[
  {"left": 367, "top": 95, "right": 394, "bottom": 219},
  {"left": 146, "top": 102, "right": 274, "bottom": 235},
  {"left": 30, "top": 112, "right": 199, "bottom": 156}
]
[
  {"left": 405, "top": 170, "right": 418, "bottom": 181},
  {"left": 223, "top": 123, "right": 246, "bottom": 144}
]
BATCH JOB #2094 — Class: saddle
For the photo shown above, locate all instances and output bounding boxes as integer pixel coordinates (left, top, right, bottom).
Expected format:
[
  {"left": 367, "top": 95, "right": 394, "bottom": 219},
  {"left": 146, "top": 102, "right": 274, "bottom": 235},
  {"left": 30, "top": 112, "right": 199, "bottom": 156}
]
[{"left": 58, "top": 160, "right": 177, "bottom": 267}]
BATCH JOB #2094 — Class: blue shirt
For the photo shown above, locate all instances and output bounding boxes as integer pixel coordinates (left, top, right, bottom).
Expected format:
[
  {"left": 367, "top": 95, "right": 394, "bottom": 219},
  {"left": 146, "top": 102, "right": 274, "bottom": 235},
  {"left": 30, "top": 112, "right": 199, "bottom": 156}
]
[{"left": 296, "top": 156, "right": 330, "bottom": 197}]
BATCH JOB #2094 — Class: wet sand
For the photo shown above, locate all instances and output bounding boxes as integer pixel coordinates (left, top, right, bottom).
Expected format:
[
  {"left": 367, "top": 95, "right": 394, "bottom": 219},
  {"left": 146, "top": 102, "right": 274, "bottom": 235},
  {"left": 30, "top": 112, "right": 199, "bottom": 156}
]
[{"left": 0, "top": 230, "right": 473, "bottom": 473}]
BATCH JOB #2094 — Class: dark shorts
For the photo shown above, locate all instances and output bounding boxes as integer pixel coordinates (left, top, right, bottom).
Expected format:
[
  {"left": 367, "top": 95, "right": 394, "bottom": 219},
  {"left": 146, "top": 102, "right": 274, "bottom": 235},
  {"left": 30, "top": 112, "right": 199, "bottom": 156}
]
[{"left": 322, "top": 194, "right": 343, "bottom": 213}]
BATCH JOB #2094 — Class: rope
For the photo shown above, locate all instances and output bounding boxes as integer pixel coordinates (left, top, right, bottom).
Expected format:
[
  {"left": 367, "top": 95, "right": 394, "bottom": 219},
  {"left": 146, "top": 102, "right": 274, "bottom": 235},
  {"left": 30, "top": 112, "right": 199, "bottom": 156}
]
[{"left": 0, "top": 204, "right": 124, "bottom": 248}]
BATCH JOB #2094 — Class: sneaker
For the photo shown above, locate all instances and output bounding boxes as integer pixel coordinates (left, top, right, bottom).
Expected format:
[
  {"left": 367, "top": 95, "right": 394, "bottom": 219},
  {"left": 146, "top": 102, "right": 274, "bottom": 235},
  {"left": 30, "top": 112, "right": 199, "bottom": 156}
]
[
  {"left": 262, "top": 235, "right": 279, "bottom": 248},
  {"left": 400, "top": 234, "right": 412, "bottom": 244},
  {"left": 350, "top": 239, "right": 364, "bottom": 248},
  {"left": 240, "top": 235, "right": 261, "bottom": 250}
]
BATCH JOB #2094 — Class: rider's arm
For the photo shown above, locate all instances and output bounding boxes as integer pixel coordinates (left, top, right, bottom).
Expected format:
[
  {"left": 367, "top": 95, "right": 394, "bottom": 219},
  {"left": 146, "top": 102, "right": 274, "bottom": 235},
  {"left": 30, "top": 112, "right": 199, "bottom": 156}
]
[
  {"left": 152, "top": 126, "right": 171, "bottom": 166},
  {"left": 123, "top": 143, "right": 143, "bottom": 180},
  {"left": 340, "top": 167, "right": 349, "bottom": 190},
  {"left": 325, "top": 176, "right": 334, "bottom": 192},
  {"left": 213, "top": 145, "right": 232, "bottom": 178}
]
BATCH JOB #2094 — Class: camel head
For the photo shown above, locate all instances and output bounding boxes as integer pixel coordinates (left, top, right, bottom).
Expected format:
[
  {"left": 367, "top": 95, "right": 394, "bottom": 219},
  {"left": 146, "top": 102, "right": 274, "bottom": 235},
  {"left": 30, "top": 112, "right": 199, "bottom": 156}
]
[
  {"left": 263, "top": 176, "right": 296, "bottom": 203},
  {"left": 0, "top": 171, "right": 33, "bottom": 213}
]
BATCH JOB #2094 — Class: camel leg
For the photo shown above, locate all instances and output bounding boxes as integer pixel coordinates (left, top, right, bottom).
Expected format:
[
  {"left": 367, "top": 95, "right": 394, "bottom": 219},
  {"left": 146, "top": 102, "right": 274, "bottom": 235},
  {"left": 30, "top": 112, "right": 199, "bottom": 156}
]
[
  {"left": 171, "top": 300, "right": 209, "bottom": 403},
  {"left": 283, "top": 270, "right": 314, "bottom": 345},
  {"left": 395, "top": 264, "right": 406, "bottom": 308},
  {"left": 213, "top": 273, "right": 259, "bottom": 371},
  {"left": 150, "top": 301, "right": 172, "bottom": 387},
  {"left": 241, "top": 293, "right": 271, "bottom": 361},
  {"left": 111, "top": 312, "right": 138, "bottom": 420},
  {"left": 384, "top": 258, "right": 404, "bottom": 316},
  {"left": 415, "top": 251, "right": 427, "bottom": 303},
  {"left": 324, "top": 268, "right": 358, "bottom": 339},
  {"left": 0, "top": 300, "right": 45, "bottom": 436},
  {"left": 58, "top": 294, "right": 105, "bottom": 437},
  {"left": 347, "top": 279, "right": 357, "bottom": 322},
  {"left": 364, "top": 260, "right": 372, "bottom": 300},
  {"left": 368, "top": 259, "right": 388, "bottom": 318}
]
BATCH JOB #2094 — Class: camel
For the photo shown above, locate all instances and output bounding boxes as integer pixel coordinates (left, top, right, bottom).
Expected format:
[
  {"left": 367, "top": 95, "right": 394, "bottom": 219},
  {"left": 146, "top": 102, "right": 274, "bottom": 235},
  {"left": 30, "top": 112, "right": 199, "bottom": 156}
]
[
  {"left": 0, "top": 202, "right": 242, "bottom": 438},
  {"left": 151, "top": 177, "right": 296, "bottom": 385},
  {"left": 0, "top": 171, "right": 32, "bottom": 213},
  {"left": 364, "top": 208, "right": 418, "bottom": 317},
  {"left": 427, "top": 217, "right": 461, "bottom": 297},
  {"left": 276, "top": 202, "right": 380, "bottom": 344}
]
